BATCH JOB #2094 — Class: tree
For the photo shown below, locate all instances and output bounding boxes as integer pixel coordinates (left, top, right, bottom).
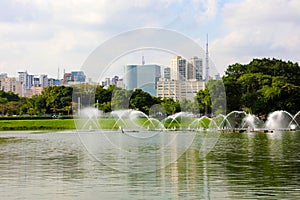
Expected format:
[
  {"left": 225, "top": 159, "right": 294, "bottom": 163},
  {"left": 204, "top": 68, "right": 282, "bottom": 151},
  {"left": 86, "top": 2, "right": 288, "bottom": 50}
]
[
  {"left": 195, "top": 89, "right": 211, "bottom": 115},
  {"left": 129, "top": 89, "right": 155, "bottom": 114},
  {"left": 223, "top": 58, "right": 300, "bottom": 115}
]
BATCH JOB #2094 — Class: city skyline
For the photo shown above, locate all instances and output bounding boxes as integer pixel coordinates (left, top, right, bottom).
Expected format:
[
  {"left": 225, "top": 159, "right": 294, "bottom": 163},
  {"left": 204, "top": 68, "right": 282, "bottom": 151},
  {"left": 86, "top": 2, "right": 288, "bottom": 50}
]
[{"left": 0, "top": 1, "right": 299, "bottom": 79}]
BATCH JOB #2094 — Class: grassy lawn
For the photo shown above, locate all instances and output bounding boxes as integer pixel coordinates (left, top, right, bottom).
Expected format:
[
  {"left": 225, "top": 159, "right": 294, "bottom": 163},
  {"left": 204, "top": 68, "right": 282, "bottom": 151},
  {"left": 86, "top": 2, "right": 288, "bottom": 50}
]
[
  {"left": 0, "top": 117, "right": 212, "bottom": 131},
  {"left": 0, "top": 119, "right": 76, "bottom": 131}
]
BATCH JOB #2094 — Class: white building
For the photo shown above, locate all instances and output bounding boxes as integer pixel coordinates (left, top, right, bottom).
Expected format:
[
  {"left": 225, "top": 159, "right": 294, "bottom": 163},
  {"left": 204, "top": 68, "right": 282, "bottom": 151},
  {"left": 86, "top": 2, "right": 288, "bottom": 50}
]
[
  {"left": 39, "top": 74, "right": 48, "bottom": 87},
  {"left": 0, "top": 77, "right": 22, "bottom": 96},
  {"left": 157, "top": 78, "right": 205, "bottom": 101},
  {"left": 158, "top": 56, "right": 205, "bottom": 100}
]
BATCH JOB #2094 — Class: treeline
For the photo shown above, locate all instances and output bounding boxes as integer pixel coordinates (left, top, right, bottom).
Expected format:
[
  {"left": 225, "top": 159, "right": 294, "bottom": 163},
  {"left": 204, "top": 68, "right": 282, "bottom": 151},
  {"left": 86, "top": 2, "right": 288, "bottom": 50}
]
[
  {"left": 0, "top": 58, "right": 299, "bottom": 116},
  {"left": 223, "top": 58, "right": 300, "bottom": 115}
]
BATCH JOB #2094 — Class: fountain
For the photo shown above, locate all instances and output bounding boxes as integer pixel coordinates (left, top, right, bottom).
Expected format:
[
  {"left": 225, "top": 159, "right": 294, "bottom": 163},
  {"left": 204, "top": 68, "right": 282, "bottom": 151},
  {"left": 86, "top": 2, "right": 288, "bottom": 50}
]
[
  {"left": 241, "top": 114, "right": 265, "bottom": 131},
  {"left": 75, "top": 108, "right": 299, "bottom": 133},
  {"left": 265, "top": 110, "right": 294, "bottom": 130},
  {"left": 73, "top": 107, "right": 299, "bottom": 173}
]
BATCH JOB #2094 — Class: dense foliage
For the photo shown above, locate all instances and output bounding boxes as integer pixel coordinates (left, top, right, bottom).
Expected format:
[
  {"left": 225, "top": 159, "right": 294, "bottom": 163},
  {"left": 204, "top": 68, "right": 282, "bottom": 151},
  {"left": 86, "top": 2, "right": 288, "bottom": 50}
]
[{"left": 223, "top": 58, "right": 300, "bottom": 115}]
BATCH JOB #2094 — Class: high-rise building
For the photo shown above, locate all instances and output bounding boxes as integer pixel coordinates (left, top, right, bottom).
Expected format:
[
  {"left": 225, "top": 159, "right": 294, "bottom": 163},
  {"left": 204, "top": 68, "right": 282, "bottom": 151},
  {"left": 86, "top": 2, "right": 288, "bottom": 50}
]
[
  {"left": 0, "top": 77, "right": 22, "bottom": 96},
  {"left": 48, "top": 78, "right": 61, "bottom": 86},
  {"left": 124, "top": 64, "right": 161, "bottom": 96},
  {"left": 190, "top": 56, "right": 203, "bottom": 81},
  {"left": 164, "top": 67, "right": 171, "bottom": 79},
  {"left": 157, "top": 78, "right": 205, "bottom": 101},
  {"left": 170, "top": 56, "right": 187, "bottom": 81},
  {"left": 157, "top": 55, "right": 205, "bottom": 101},
  {"left": 33, "top": 77, "right": 40, "bottom": 87},
  {"left": 18, "top": 71, "right": 33, "bottom": 90},
  {"left": 71, "top": 71, "right": 86, "bottom": 83},
  {"left": 39, "top": 74, "right": 48, "bottom": 87},
  {"left": 170, "top": 56, "right": 203, "bottom": 82},
  {"left": 63, "top": 73, "right": 74, "bottom": 85}
]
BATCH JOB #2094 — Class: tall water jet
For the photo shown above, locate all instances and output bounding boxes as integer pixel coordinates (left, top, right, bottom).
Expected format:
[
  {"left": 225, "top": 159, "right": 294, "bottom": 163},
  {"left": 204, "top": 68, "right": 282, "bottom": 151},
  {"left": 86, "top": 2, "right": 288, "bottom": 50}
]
[
  {"left": 162, "top": 112, "right": 194, "bottom": 129},
  {"left": 265, "top": 110, "right": 294, "bottom": 130},
  {"left": 224, "top": 111, "right": 247, "bottom": 129},
  {"left": 289, "top": 111, "right": 300, "bottom": 130},
  {"left": 242, "top": 114, "right": 264, "bottom": 130}
]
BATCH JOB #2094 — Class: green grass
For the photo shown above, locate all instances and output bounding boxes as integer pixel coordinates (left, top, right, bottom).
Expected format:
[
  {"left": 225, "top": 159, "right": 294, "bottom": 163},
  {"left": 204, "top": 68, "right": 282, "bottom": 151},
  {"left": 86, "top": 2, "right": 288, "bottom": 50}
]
[
  {"left": 0, "top": 119, "right": 76, "bottom": 131},
  {"left": 0, "top": 117, "right": 213, "bottom": 131}
]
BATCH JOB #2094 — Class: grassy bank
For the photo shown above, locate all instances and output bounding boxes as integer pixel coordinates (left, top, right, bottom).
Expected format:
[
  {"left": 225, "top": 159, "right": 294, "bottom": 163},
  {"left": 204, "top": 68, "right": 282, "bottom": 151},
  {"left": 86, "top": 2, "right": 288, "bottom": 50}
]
[
  {"left": 0, "top": 117, "right": 211, "bottom": 131},
  {"left": 0, "top": 119, "right": 76, "bottom": 131}
]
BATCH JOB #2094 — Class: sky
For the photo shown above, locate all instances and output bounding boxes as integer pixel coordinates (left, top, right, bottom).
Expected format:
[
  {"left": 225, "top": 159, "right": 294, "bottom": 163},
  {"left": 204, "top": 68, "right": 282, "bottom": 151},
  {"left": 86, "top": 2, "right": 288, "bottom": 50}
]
[{"left": 0, "top": 0, "right": 299, "bottom": 80}]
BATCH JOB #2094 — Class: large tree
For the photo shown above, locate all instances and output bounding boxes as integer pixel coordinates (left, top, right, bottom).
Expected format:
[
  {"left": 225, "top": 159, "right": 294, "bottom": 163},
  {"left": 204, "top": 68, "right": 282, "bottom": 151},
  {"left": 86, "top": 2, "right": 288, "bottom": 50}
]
[{"left": 223, "top": 58, "right": 300, "bottom": 115}]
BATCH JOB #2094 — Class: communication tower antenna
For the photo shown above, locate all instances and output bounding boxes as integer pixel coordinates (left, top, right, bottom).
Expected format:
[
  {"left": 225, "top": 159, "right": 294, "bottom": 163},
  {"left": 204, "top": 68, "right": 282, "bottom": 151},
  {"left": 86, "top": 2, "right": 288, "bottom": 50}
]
[
  {"left": 142, "top": 55, "right": 145, "bottom": 65},
  {"left": 205, "top": 34, "right": 209, "bottom": 82}
]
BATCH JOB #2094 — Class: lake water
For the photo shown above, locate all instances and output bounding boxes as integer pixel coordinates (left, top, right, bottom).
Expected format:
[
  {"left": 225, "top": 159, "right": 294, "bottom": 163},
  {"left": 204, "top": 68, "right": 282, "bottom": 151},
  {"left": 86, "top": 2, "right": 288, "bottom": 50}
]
[{"left": 0, "top": 130, "right": 299, "bottom": 199}]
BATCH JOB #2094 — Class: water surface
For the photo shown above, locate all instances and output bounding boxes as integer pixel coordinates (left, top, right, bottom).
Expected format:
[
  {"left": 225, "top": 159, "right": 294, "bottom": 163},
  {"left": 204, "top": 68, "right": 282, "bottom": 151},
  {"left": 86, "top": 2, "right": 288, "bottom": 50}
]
[{"left": 0, "top": 130, "right": 299, "bottom": 199}]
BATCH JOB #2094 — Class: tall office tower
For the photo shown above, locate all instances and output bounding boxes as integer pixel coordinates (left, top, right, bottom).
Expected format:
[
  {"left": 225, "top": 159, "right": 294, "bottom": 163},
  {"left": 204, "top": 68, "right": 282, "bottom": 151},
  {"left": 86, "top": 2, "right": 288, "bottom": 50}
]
[
  {"left": 0, "top": 77, "right": 22, "bottom": 96},
  {"left": 33, "top": 76, "right": 40, "bottom": 87},
  {"left": 18, "top": 71, "right": 33, "bottom": 90},
  {"left": 170, "top": 56, "right": 188, "bottom": 81},
  {"left": 48, "top": 78, "right": 61, "bottom": 86},
  {"left": 190, "top": 56, "right": 203, "bottom": 81},
  {"left": 124, "top": 64, "right": 161, "bottom": 96},
  {"left": 71, "top": 71, "right": 86, "bottom": 83},
  {"left": 164, "top": 67, "right": 171, "bottom": 79},
  {"left": 39, "top": 74, "right": 48, "bottom": 87}
]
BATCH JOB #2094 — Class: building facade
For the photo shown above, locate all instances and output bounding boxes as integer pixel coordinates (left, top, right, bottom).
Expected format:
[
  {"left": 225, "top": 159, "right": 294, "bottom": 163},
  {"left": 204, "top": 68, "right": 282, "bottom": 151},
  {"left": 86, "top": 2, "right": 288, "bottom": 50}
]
[
  {"left": 71, "top": 71, "right": 86, "bottom": 83},
  {"left": 18, "top": 71, "right": 34, "bottom": 90},
  {"left": 190, "top": 56, "right": 203, "bottom": 81},
  {"left": 124, "top": 64, "right": 161, "bottom": 96},
  {"left": 157, "top": 55, "right": 205, "bottom": 100},
  {"left": 39, "top": 74, "right": 48, "bottom": 87},
  {"left": 157, "top": 78, "right": 205, "bottom": 101},
  {"left": 0, "top": 77, "right": 22, "bottom": 96}
]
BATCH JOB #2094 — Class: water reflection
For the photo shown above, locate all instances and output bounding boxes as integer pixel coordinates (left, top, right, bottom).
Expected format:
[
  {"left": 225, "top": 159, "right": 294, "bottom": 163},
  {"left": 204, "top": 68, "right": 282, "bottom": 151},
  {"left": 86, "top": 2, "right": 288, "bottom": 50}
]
[{"left": 0, "top": 131, "right": 299, "bottom": 199}]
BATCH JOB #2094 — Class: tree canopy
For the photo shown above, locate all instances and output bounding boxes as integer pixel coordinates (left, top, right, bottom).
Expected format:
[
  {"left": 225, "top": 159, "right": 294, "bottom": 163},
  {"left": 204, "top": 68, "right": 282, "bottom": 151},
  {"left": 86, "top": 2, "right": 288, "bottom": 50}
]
[{"left": 223, "top": 58, "right": 300, "bottom": 115}]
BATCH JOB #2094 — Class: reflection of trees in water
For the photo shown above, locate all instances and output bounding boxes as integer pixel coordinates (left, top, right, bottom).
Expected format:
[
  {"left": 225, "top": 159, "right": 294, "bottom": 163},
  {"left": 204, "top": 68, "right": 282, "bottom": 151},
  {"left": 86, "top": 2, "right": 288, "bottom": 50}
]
[{"left": 206, "top": 132, "right": 300, "bottom": 198}]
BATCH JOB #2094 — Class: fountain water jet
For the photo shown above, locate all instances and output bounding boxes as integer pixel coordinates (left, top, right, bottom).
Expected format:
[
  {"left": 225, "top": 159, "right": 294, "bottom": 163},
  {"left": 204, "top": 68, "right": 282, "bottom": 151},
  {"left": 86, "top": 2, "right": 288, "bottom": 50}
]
[{"left": 265, "top": 111, "right": 294, "bottom": 130}]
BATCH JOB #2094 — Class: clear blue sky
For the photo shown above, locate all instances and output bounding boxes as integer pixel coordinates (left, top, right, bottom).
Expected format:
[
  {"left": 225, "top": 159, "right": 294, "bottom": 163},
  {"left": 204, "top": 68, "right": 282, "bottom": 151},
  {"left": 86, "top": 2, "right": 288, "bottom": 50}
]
[{"left": 0, "top": 0, "right": 299, "bottom": 79}]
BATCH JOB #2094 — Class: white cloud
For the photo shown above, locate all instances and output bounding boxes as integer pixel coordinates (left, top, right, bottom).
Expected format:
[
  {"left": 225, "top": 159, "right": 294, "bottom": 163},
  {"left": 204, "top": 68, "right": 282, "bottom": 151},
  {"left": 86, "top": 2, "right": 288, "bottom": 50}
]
[
  {"left": 0, "top": 0, "right": 220, "bottom": 78},
  {"left": 4, "top": 0, "right": 298, "bottom": 79},
  {"left": 211, "top": 0, "right": 300, "bottom": 73}
]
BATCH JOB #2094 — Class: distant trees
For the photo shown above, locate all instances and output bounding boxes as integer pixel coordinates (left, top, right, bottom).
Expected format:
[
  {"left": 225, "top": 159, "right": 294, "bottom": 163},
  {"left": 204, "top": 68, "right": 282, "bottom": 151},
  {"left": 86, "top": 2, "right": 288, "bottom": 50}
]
[{"left": 0, "top": 58, "right": 298, "bottom": 117}]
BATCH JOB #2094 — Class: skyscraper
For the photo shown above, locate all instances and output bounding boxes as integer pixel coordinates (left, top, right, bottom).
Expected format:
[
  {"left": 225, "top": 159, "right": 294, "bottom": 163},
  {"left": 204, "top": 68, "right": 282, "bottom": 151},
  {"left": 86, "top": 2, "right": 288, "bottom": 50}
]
[
  {"left": 0, "top": 77, "right": 22, "bottom": 96},
  {"left": 157, "top": 55, "right": 205, "bottom": 101},
  {"left": 170, "top": 56, "right": 187, "bottom": 81},
  {"left": 190, "top": 56, "right": 203, "bottom": 81},
  {"left": 18, "top": 71, "right": 33, "bottom": 90},
  {"left": 39, "top": 74, "right": 48, "bottom": 87},
  {"left": 124, "top": 64, "right": 161, "bottom": 96},
  {"left": 71, "top": 71, "right": 86, "bottom": 83},
  {"left": 164, "top": 67, "right": 171, "bottom": 79}
]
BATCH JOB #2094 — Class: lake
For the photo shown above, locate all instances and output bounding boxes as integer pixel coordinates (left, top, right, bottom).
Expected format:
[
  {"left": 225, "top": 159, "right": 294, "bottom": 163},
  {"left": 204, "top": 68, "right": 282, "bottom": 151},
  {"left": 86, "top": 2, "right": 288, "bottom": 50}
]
[{"left": 0, "top": 130, "right": 299, "bottom": 199}]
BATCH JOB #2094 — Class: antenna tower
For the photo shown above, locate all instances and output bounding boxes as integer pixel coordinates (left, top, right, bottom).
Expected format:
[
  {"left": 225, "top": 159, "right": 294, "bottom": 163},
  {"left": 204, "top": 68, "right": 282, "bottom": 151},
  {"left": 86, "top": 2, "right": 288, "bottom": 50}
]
[
  {"left": 205, "top": 34, "right": 209, "bottom": 82},
  {"left": 142, "top": 55, "right": 145, "bottom": 65}
]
